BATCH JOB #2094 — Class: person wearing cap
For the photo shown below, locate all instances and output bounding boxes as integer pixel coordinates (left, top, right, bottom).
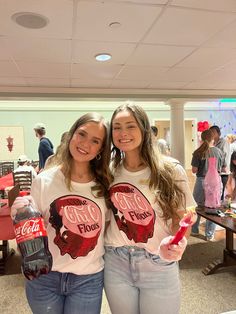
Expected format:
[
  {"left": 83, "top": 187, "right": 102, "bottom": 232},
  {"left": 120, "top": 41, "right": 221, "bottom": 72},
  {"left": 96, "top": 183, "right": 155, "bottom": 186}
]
[
  {"left": 34, "top": 123, "right": 54, "bottom": 171},
  {"left": 14, "top": 155, "right": 37, "bottom": 178}
]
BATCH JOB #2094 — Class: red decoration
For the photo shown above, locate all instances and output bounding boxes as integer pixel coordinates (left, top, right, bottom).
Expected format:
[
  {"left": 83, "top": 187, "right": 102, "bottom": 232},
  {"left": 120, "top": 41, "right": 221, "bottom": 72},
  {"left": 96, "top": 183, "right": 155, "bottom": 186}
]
[
  {"left": 6, "top": 136, "right": 14, "bottom": 152},
  {"left": 197, "top": 121, "right": 209, "bottom": 132}
]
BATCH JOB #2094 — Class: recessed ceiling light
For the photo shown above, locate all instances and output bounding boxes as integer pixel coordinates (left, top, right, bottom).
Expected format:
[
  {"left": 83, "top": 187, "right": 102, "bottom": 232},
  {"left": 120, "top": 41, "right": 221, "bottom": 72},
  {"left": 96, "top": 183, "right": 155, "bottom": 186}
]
[
  {"left": 95, "top": 53, "right": 112, "bottom": 62},
  {"left": 11, "top": 12, "right": 49, "bottom": 29}
]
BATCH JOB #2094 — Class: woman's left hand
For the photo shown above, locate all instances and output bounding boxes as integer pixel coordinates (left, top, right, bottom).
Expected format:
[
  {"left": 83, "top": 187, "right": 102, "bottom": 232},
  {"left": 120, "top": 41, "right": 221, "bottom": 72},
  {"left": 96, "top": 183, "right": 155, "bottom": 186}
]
[{"left": 158, "top": 236, "right": 187, "bottom": 262}]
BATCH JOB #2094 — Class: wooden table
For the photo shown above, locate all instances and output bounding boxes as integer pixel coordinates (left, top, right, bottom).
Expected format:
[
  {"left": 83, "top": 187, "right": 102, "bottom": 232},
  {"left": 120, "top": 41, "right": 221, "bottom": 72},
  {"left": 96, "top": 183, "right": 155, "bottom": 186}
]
[
  {"left": 0, "top": 199, "right": 15, "bottom": 274},
  {"left": 196, "top": 207, "right": 236, "bottom": 275}
]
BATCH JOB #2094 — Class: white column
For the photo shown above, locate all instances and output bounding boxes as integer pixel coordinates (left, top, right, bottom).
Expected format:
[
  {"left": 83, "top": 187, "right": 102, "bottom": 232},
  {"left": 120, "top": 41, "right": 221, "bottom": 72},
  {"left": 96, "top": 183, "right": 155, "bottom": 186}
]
[{"left": 167, "top": 99, "right": 186, "bottom": 168}]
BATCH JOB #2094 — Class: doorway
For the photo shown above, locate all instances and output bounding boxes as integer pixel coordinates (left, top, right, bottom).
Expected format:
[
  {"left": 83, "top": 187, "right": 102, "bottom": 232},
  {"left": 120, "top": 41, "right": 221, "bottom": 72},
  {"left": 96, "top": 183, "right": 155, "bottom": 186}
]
[{"left": 153, "top": 119, "right": 196, "bottom": 169}]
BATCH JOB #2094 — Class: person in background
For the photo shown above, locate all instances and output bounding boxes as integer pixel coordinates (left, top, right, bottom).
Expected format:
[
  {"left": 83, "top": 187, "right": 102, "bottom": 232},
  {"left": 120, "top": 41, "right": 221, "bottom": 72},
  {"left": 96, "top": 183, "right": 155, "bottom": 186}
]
[
  {"left": 209, "top": 125, "right": 231, "bottom": 200},
  {"left": 157, "top": 138, "right": 170, "bottom": 156},
  {"left": 14, "top": 155, "right": 37, "bottom": 179},
  {"left": 12, "top": 113, "right": 112, "bottom": 314},
  {"left": 151, "top": 125, "right": 158, "bottom": 139},
  {"left": 44, "top": 131, "right": 69, "bottom": 170},
  {"left": 191, "top": 129, "right": 223, "bottom": 241},
  {"left": 226, "top": 134, "right": 236, "bottom": 155},
  {"left": 104, "top": 103, "right": 196, "bottom": 314},
  {"left": 34, "top": 123, "right": 54, "bottom": 171},
  {"left": 225, "top": 151, "right": 236, "bottom": 202},
  {"left": 151, "top": 125, "right": 170, "bottom": 156}
]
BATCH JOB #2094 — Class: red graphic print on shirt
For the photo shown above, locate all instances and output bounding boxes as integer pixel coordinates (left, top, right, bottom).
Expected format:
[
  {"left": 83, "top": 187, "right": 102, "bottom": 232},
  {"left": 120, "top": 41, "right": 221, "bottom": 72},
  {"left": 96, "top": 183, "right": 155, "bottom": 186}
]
[
  {"left": 110, "top": 183, "right": 155, "bottom": 243},
  {"left": 49, "top": 195, "right": 102, "bottom": 258}
]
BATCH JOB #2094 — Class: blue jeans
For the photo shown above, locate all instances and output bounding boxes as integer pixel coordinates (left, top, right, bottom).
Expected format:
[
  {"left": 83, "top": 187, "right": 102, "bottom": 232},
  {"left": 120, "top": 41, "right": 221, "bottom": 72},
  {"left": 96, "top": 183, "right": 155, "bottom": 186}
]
[
  {"left": 104, "top": 246, "right": 180, "bottom": 314},
  {"left": 25, "top": 270, "right": 104, "bottom": 314},
  {"left": 191, "top": 176, "right": 216, "bottom": 237}
]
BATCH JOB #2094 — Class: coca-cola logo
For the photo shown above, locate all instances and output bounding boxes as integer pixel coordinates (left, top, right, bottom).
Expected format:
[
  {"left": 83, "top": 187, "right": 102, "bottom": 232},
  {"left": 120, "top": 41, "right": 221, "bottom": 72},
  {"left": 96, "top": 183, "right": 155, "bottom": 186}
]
[
  {"left": 14, "top": 217, "right": 47, "bottom": 244},
  {"left": 15, "top": 219, "right": 41, "bottom": 236}
]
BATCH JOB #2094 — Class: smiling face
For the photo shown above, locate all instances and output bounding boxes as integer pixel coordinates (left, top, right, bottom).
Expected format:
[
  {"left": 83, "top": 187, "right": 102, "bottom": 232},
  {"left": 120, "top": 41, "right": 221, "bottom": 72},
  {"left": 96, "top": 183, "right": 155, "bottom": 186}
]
[
  {"left": 112, "top": 110, "right": 142, "bottom": 153},
  {"left": 69, "top": 121, "right": 105, "bottom": 163}
]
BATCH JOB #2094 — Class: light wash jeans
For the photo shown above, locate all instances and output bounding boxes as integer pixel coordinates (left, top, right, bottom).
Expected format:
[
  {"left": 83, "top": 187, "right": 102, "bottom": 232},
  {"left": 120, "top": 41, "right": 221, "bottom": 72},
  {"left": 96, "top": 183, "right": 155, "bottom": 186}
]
[
  {"left": 191, "top": 176, "right": 216, "bottom": 238},
  {"left": 104, "top": 246, "right": 180, "bottom": 314},
  {"left": 25, "top": 270, "right": 104, "bottom": 314}
]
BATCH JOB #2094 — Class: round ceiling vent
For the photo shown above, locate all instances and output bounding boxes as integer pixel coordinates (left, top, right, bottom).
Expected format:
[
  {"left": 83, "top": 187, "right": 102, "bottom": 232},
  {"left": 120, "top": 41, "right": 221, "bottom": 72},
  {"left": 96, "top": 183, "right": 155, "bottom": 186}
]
[{"left": 11, "top": 12, "right": 49, "bottom": 29}]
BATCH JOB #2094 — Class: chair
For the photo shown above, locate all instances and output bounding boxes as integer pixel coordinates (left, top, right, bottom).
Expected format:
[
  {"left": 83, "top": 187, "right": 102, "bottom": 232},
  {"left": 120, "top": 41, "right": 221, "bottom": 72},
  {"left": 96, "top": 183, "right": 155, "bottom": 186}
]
[
  {"left": 0, "top": 184, "right": 19, "bottom": 274},
  {"left": 0, "top": 162, "right": 14, "bottom": 177},
  {"left": 13, "top": 171, "right": 32, "bottom": 191}
]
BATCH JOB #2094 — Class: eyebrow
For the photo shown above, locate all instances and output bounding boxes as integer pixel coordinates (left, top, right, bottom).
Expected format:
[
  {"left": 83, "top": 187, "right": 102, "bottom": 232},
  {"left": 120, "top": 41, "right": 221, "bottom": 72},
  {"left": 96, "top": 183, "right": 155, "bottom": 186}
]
[
  {"left": 93, "top": 136, "right": 103, "bottom": 142},
  {"left": 113, "top": 120, "right": 136, "bottom": 125},
  {"left": 77, "top": 129, "right": 103, "bottom": 142}
]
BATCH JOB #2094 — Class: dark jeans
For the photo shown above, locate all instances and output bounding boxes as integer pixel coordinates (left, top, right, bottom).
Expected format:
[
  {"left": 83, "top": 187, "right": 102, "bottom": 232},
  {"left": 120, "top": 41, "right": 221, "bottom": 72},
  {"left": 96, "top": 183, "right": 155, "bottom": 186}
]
[{"left": 221, "top": 174, "right": 229, "bottom": 200}]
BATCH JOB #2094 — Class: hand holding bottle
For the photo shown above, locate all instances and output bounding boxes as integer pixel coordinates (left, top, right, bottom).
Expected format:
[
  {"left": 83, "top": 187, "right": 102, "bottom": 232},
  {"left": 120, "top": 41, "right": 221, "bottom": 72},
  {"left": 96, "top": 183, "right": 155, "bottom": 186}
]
[
  {"left": 159, "top": 236, "right": 187, "bottom": 262},
  {"left": 11, "top": 193, "right": 52, "bottom": 280},
  {"left": 158, "top": 208, "right": 196, "bottom": 262}
]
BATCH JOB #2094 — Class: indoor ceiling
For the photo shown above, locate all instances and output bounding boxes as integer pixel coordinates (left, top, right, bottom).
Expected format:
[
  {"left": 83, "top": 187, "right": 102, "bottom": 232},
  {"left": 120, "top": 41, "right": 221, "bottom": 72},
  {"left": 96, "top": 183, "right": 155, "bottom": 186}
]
[{"left": 1, "top": 0, "right": 236, "bottom": 100}]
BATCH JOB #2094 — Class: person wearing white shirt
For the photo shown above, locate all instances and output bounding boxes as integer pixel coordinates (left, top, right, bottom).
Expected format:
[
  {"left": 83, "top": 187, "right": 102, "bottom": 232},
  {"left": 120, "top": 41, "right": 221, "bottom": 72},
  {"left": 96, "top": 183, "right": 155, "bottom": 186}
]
[{"left": 14, "top": 155, "right": 37, "bottom": 178}]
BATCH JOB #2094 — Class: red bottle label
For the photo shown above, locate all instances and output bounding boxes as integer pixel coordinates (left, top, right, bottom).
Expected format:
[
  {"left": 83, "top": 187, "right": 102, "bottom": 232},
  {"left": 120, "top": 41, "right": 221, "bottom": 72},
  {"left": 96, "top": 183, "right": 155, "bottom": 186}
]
[{"left": 14, "top": 217, "right": 47, "bottom": 244}]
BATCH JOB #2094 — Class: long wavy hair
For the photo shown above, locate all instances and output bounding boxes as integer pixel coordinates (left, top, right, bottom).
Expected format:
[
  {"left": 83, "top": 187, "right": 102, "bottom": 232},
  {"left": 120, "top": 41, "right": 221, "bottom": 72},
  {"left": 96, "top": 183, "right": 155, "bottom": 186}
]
[
  {"left": 44, "top": 131, "right": 69, "bottom": 169},
  {"left": 109, "top": 103, "right": 185, "bottom": 222},
  {"left": 230, "top": 151, "right": 236, "bottom": 177},
  {"left": 57, "top": 113, "right": 112, "bottom": 198},
  {"left": 193, "top": 129, "right": 214, "bottom": 160}
]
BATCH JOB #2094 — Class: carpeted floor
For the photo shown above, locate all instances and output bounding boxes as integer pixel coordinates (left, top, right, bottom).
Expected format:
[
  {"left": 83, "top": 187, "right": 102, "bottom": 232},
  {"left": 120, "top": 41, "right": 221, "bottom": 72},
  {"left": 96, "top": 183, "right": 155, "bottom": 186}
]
[{"left": 0, "top": 233, "right": 236, "bottom": 314}]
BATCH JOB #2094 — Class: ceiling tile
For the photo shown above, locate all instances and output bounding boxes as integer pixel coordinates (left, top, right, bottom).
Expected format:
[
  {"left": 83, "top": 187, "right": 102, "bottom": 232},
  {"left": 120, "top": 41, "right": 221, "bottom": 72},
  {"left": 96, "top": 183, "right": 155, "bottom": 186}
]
[
  {"left": 111, "top": 79, "right": 150, "bottom": 89},
  {"left": 72, "top": 41, "right": 136, "bottom": 64},
  {"left": 0, "top": 61, "right": 21, "bottom": 76},
  {"left": 160, "top": 67, "right": 214, "bottom": 82},
  {"left": 0, "top": 0, "right": 73, "bottom": 38},
  {"left": 0, "top": 76, "right": 27, "bottom": 86},
  {"left": 177, "top": 47, "right": 236, "bottom": 68},
  {"left": 148, "top": 81, "right": 187, "bottom": 88},
  {"left": 116, "top": 65, "right": 168, "bottom": 81},
  {"left": 17, "top": 61, "right": 70, "bottom": 78},
  {"left": 204, "top": 21, "right": 236, "bottom": 48},
  {"left": 215, "top": 81, "right": 236, "bottom": 89},
  {"left": 143, "top": 7, "right": 236, "bottom": 45},
  {"left": 172, "top": 0, "right": 236, "bottom": 12},
  {"left": 71, "top": 79, "right": 111, "bottom": 88},
  {"left": 0, "top": 38, "right": 12, "bottom": 60},
  {"left": 5, "top": 38, "right": 71, "bottom": 62},
  {"left": 26, "top": 77, "right": 70, "bottom": 87},
  {"left": 71, "top": 64, "right": 122, "bottom": 80},
  {"left": 74, "top": 1, "right": 163, "bottom": 42},
  {"left": 114, "top": 0, "right": 168, "bottom": 3},
  {"left": 126, "top": 44, "right": 195, "bottom": 66}
]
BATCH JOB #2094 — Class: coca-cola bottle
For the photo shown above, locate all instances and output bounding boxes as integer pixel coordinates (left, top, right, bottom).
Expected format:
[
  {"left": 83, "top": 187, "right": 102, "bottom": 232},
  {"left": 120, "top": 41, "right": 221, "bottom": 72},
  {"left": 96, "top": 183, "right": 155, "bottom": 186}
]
[
  {"left": 11, "top": 191, "right": 52, "bottom": 280},
  {"left": 203, "top": 157, "right": 222, "bottom": 208}
]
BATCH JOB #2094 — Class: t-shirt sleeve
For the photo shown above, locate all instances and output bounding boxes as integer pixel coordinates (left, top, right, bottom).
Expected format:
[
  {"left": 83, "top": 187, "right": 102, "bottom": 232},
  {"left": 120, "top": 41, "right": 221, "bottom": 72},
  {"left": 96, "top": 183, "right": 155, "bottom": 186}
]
[{"left": 172, "top": 163, "right": 197, "bottom": 210}]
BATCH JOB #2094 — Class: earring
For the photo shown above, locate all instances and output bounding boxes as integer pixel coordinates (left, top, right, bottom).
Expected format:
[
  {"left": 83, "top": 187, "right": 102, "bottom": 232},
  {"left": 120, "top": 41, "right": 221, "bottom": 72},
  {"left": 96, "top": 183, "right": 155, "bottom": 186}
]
[{"left": 96, "top": 153, "right": 101, "bottom": 160}]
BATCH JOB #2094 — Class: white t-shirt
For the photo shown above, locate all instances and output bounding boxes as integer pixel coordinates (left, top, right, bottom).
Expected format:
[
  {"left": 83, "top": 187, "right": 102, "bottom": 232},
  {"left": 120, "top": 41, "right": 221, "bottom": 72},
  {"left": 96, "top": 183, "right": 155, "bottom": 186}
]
[
  {"left": 105, "top": 163, "right": 196, "bottom": 255},
  {"left": 14, "top": 165, "right": 37, "bottom": 178},
  {"left": 31, "top": 166, "right": 108, "bottom": 275}
]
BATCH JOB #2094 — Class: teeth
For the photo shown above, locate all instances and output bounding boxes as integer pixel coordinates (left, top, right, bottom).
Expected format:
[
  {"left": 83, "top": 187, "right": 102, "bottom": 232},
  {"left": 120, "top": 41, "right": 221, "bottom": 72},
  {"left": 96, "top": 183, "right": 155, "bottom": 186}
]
[
  {"left": 77, "top": 147, "right": 87, "bottom": 154},
  {"left": 120, "top": 139, "right": 131, "bottom": 143}
]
